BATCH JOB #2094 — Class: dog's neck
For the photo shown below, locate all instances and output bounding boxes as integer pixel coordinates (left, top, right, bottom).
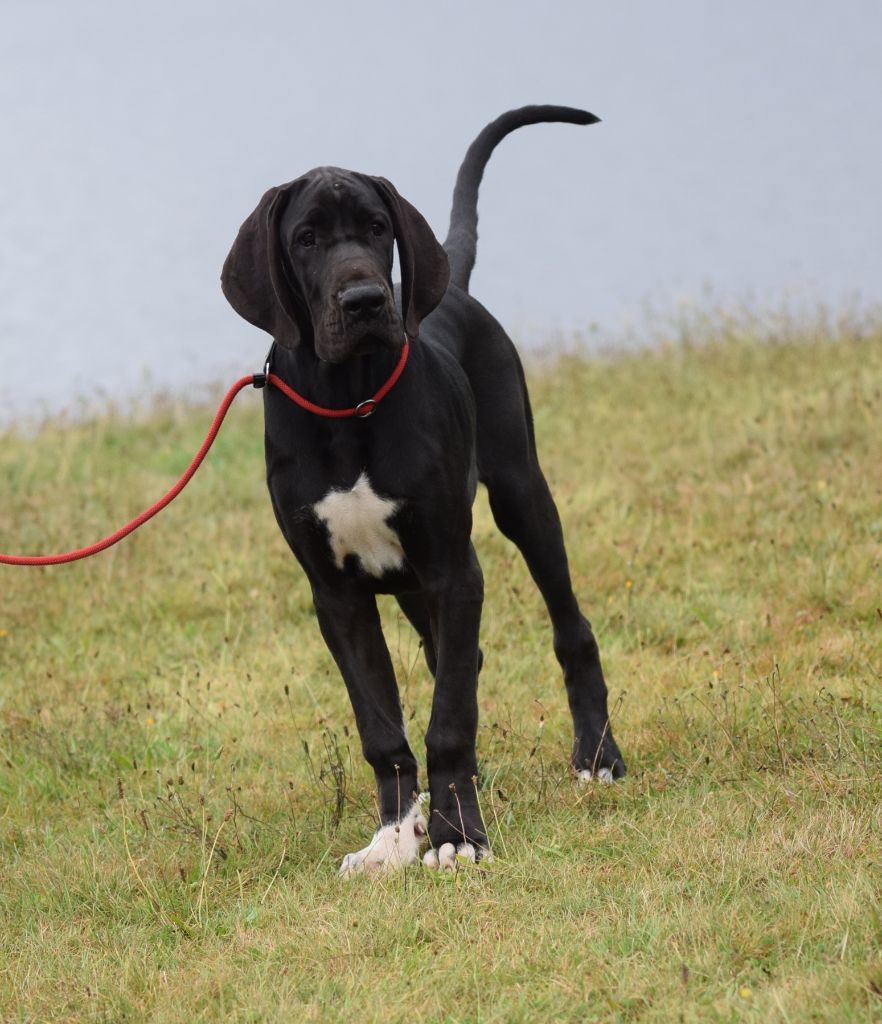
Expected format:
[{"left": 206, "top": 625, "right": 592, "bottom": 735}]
[{"left": 270, "top": 342, "right": 408, "bottom": 412}]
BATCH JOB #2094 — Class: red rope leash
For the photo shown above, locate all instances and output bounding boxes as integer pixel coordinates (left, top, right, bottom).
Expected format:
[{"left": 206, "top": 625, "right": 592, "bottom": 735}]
[
  {"left": 268, "top": 338, "right": 409, "bottom": 419},
  {"left": 0, "top": 374, "right": 256, "bottom": 566},
  {"left": 0, "top": 340, "right": 410, "bottom": 567}
]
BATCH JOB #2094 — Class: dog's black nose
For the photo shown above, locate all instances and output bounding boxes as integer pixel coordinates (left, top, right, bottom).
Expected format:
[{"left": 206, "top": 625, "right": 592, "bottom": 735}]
[{"left": 339, "top": 283, "right": 386, "bottom": 319}]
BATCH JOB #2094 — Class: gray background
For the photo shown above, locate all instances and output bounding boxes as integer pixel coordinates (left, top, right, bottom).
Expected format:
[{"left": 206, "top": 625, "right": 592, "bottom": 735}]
[{"left": 1, "top": 1, "right": 880, "bottom": 421}]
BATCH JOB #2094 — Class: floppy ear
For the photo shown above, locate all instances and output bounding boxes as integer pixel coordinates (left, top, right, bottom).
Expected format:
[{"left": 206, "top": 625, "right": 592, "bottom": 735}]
[
  {"left": 221, "top": 182, "right": 308, "bottom": 348},
  {"left": 366, "top": 176, "right": 450, "bottom": 338}
]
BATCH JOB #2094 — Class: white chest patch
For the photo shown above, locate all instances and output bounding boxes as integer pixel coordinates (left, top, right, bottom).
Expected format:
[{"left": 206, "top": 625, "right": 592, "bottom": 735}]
[{"left": 313, "top": 472, "right": 404, "bottom": 577}]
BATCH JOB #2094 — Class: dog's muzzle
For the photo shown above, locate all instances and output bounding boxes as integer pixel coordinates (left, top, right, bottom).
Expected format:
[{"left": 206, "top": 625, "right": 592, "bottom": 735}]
[{"left": 338, "top": 283, "right": 387, "bottom": 322}]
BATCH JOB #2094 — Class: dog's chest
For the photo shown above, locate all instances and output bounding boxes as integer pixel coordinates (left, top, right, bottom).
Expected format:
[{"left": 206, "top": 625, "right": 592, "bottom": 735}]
[{"left": 312, "top": 472, "right": 404, "bottom": 577}]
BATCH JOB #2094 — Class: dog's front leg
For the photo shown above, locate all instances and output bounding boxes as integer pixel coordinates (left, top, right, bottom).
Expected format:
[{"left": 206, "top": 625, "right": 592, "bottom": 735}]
[
  {"left": 421, "top": 545, "right": 490, "bottom": 868},
  {"left": 311, "top": 585, "right": 424, "bottom": 875}
]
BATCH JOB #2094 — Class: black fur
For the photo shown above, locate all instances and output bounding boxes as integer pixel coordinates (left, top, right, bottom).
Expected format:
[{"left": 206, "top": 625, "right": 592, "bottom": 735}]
[{"left": 221, "top": 104, "right": 624, "bottom": 860}]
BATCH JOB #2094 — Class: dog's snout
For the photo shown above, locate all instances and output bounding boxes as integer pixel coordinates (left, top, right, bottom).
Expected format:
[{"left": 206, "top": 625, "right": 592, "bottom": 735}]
[{"left": 339, "top": 283, "right": 386, "bottom": 319}]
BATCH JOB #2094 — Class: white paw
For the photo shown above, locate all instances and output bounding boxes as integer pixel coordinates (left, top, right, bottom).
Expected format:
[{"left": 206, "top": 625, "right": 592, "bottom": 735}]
[
  {"left": 423, "top": 841, "right": 491, "bottom": 871},
  {"left": 578, "top": 766, "right": 614, "bottom": 784},
  {"left": 338, "top": 798, "right": 428, "bottom": 878}
]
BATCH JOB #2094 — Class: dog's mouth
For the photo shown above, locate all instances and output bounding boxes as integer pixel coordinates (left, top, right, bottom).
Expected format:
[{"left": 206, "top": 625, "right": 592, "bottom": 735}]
[
  {"left": 315, "top": 305, "right": 403, "bottom": 364},
  {"left": 316, "top": 330, "right": 401, "bottom": 364}
]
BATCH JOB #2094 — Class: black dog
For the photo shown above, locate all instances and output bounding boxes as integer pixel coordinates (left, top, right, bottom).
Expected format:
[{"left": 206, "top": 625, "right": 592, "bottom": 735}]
[{"left": 222, "top": 105, "right": 624, "bottom": 874}]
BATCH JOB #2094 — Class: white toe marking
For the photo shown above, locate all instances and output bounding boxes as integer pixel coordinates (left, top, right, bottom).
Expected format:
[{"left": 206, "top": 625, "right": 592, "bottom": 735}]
[
  {"left": 438, "top": 843, "right": 457, "bottom": 870},
  {"left": 425, "top": 841, "right": 484, "bottom": 871},
  {"left": 339, "top": 799, "right": 427, "bottom": 877},
  {"left": 458, "top": 843, "right": 476, "bottom": 863},
  {"left": 314, "top": 472, "right": 404, "bottom": 577},
  {"left": 578, "top": 766, "right": 614, "bottom": 784}
]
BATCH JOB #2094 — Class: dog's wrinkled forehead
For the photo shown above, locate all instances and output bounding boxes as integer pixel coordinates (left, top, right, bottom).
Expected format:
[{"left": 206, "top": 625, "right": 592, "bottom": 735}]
[
  {"left": 280, "top": 166, "right": 387, "bottom": 236},
  {"left": 297, "top": 166, "right": 369, "bottom": 197}
]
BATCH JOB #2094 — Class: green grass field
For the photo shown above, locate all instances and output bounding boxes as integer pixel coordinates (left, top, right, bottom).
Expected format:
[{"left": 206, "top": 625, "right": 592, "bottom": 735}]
[{"left": 1, "top": 315, "right": 881, "bottom": 1022}]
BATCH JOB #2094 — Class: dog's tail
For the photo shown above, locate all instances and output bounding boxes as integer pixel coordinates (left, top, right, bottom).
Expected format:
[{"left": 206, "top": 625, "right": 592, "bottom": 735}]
[{"left": 443, "top": 104, "right": 600, "bottom": 293}]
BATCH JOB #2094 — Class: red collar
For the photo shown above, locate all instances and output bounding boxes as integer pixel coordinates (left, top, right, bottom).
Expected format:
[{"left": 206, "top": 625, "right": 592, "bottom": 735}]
[{"left": 263, "top": 337, "right": 410, "bottom": 419}]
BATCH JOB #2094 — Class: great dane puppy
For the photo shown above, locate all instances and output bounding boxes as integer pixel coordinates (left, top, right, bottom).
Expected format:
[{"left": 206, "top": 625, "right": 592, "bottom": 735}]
[{"left": 222, "top": 105, "right": 624, "bottom": 874}]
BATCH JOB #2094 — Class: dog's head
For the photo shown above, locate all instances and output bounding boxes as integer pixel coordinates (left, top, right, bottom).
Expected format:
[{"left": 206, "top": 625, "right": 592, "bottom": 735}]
[{"left": 221, "top": 167, "right": 449, "bottom": 363}]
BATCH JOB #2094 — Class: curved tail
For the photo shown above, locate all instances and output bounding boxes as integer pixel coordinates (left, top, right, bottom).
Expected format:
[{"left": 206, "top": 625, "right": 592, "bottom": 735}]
[{"left": 443, "top": 104, "right": 600, "bottom": 292}]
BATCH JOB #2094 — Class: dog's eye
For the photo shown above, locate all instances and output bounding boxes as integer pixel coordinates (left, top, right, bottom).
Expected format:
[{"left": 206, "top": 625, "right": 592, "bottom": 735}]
[
  {"left": 371, "top": 221, "right": 386, "bottom": 237},
  {"left": 297, "top": 230, "right": 316, "bottom": 248}
]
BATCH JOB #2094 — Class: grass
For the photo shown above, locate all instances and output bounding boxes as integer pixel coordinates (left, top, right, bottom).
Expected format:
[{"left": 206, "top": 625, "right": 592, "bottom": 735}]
[{"left": 1, "top": 312, "right": 881, "bottom": 1022}]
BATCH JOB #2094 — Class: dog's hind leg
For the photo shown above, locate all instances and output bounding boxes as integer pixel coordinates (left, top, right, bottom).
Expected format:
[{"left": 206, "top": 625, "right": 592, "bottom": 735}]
[
  {"left": 484, "top": 461, "right": 624, "bottom": 779},
  {"left": 473, "top": 356, "right": 625, "bottom": 781},
  {"left": 395, "top": 592, "right": 438, "bottom": 676},
  {"left": 395, "top": 591, "right": 484, "bottom": 680},
  {"left": 310, "top": 585, "right": 426, "bottom": 875}
]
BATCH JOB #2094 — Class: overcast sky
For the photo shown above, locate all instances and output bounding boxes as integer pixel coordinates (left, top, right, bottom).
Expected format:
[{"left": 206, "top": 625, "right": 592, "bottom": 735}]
[{"left": 1, "top": 1, "right": 880, "bottom": 419}]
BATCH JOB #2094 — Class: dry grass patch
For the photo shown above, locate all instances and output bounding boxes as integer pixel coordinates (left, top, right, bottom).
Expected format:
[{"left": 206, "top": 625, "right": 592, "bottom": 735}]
[{"left": 2, "top": 315, "right": 881, "bottom": 1022}]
